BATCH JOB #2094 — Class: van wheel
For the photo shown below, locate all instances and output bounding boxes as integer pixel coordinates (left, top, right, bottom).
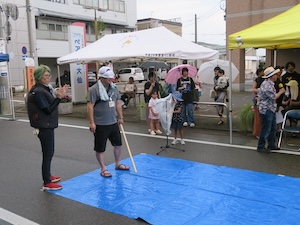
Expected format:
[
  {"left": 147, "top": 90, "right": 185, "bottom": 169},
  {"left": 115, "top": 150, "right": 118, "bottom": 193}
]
[{"left": 139, "top": 80, "right": 143, "bottom": 83}]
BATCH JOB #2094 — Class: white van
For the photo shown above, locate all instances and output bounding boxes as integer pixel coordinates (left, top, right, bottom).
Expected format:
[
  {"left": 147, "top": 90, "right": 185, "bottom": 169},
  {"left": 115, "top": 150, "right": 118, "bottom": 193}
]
[{"left": 118, "top": 68, "right": 144, "bottom": 82}]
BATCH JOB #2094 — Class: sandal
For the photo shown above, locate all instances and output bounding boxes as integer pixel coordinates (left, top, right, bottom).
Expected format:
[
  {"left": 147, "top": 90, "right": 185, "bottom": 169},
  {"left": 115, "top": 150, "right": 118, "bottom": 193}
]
[
  {"left": 218, "top": 120, "right": 224, "bottom": 125},
  {"left": 100, "top": 169, "right": 112, "bottom": 178},
  {"left": 115, "top": 164, "right": 130, "bottom": 171}
]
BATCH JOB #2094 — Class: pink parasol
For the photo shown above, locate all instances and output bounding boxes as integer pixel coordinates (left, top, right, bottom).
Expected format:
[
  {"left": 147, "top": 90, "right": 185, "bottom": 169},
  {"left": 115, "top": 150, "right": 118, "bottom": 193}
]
[{"left": 165, "top": 64, "right": 197, "bottom": 84}]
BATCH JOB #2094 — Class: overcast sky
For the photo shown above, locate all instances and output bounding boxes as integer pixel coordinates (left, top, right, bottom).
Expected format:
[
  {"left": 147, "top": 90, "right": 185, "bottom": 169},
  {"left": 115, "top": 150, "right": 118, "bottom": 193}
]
[{"left": 137, "top": 0, "right": 226, "bottom": 46}]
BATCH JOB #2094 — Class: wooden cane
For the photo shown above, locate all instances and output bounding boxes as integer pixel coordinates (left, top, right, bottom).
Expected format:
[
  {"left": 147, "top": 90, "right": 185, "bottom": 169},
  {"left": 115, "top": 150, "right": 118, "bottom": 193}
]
[{"left": 120, "top": 124, "right": 137, "bottom": 173}]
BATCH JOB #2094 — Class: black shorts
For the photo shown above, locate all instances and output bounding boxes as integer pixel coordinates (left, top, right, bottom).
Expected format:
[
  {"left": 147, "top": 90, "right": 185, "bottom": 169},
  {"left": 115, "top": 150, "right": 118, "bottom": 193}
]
[{"left": 94, "top": 123, "right": 122, "bottom": 152}]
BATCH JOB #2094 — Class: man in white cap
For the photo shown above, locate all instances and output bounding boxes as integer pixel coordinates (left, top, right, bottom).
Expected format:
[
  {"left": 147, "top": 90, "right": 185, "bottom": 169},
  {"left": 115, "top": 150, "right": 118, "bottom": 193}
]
[
  {"left": 257, "top": 66, "right": 285, "bottom": 153},
  {"left": 87, "top": 66, "right": 130, "bottom": 178}
]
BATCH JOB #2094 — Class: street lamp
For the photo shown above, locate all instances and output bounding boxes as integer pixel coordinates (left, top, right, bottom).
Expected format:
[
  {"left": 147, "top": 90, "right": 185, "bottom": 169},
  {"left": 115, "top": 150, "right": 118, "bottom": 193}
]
[{"left": 83, "top": 6, "right": 107, "bottom": 78}]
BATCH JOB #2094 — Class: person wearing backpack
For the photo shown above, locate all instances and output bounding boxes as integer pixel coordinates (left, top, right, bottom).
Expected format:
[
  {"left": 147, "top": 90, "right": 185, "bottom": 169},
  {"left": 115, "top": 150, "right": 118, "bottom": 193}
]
[{"left": 176, "top": 67, "right": 196, "bottom": 127}]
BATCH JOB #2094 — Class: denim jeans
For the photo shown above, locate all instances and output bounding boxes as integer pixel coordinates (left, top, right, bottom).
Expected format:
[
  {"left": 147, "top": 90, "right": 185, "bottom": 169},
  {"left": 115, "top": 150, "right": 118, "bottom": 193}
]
[
  {"left": 258, "top": 110, "right": 277, "bottom": 149},
  {"left": 38, "top": 128, "right": 55, "bottom": 184},
  {"left": 182, "top": 103, "right": 195, "bottom": 125}
]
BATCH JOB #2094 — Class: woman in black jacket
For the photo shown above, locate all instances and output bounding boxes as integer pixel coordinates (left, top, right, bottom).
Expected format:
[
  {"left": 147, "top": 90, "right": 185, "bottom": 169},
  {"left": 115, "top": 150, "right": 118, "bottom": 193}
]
[{"left": 27, "top": 65, "right": 68, "bottom": 191}]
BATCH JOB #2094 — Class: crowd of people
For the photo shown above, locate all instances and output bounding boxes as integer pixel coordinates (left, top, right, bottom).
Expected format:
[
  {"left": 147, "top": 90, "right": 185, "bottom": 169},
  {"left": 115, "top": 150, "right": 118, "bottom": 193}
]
[
  {"left": 27, "top": 62, "right": 300, "bottom": 190},
  {"left": 252, "top": 62, "right": 300, "bottom": 153}
]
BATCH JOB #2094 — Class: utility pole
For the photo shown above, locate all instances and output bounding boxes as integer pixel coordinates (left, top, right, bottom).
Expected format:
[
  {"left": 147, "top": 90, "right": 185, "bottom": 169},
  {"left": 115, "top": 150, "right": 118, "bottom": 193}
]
[
  {"left": 194, "top": 14, "right": 198, "bottom": 68},
  {"left": 94, "top": 9, "right": 99, "bottom": 78},
  {"left": 26, "top": 0, "right": 34, "bottom": 58},
  {"left": 0, "top": 6, "right": 3, "bottom": 38}
]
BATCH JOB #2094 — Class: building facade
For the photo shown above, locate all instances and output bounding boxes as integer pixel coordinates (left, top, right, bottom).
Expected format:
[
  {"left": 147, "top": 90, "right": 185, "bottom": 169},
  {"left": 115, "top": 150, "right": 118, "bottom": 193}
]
[
  {"left": 1, "top": 0, "right": 137, "bottom": 87},
  {"left": 226, "top": 0, "right": 300, "bottom": 91}
]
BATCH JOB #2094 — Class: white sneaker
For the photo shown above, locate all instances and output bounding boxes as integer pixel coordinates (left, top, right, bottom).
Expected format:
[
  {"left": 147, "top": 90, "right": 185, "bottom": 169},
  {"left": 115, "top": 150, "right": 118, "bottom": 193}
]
[
  {"left": 123, "top": 105, "right": 127, "bottom": 109},
  {"left": 155, "top": 130, "right": 162, "bottom": 134},
  {"left": 150, "top": 130, "right": 156, "bottom": 135},
  {"left": 148, "top": 129, "right": 151, "bottom": 133},
  {"left": 190, "top": 123, "right": 195, "bottom": 127},
  {"left": 172, "top": 139, "right": 179, "bottom": 145},
  {"left": 180, "top": 139, "right": 185, "bottom": 145},
  {"left": 183, "top": 122, "right": 188, "bottom": 127}
]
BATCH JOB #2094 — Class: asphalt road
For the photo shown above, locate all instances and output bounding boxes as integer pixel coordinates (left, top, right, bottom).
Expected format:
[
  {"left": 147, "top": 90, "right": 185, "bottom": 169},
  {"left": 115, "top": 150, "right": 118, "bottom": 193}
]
[{"left": 1, "top": 112, "right": 300, "bottom": 225}]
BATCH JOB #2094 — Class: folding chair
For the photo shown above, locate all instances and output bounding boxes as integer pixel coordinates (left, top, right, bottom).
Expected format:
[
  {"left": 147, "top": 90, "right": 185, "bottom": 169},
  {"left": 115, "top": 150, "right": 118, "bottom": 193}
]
[{"left": 278, "top": 109, "right": 300, "bottom": 151}]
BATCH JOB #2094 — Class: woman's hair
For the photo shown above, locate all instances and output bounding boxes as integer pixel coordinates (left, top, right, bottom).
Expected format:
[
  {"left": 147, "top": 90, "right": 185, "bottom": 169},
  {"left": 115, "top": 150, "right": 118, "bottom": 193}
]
[
  {"left": 214, "top": 66, "right": 220, "bottom": 71},
  {"left": 148, "top": 72, "right": 156, "bottom": 80},
  {"left": 151, "top": 90, "right": 158, "bottom": 95},
  {"left": 285, "top": 61, "right": 295, "bottom": 69},
  {"left": 34, "top": 64, "right": 51, "bottom": 83},
  {"left": 182, "top": 67, "right": 188, "bottom": 74},
  {"left": 256, "top": 68, "right": 264, "bottom": 76},
  {"left": 218, "top": 69, "right": 224, "bottom": 75}
]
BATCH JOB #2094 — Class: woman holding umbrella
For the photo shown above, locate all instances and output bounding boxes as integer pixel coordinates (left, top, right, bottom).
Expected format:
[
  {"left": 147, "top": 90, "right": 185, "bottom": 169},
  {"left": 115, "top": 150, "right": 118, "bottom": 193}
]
[
  {"left": 176, "top": 67, "right": 196, "bottom": 127},
  {"left": 214, "top": 69, "right": 229, "bottom": 125}
]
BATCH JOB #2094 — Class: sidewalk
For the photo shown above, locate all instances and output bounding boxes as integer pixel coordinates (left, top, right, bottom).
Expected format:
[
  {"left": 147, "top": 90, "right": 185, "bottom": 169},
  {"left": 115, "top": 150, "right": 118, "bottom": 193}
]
[
  {"left": 11, "top": 87, "right": 300, "bottom": 150},
  {"left": 13, "top": 84, "right": 254, "bottom": 132}
]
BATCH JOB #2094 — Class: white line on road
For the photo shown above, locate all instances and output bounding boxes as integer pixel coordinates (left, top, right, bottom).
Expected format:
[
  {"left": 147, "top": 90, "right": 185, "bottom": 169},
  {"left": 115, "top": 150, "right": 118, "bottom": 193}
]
[
  {"left": 0, "top": 207, "right": 39, "bottom": 225},
  {"left": 15, "top": 119, "right": 300, "bottom": 155}
]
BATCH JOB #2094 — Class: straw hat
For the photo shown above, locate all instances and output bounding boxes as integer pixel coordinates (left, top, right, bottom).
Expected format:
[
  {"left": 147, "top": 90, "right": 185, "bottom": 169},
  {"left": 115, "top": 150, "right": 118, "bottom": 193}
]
[{"left": 262, "top": 66, "right": 280, "bottom": 78}]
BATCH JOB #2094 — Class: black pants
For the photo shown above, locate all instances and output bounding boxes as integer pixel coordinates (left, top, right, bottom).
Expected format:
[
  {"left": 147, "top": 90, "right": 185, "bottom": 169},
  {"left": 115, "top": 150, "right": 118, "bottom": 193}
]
[
  {"left": 121, "top": 93, "right": 132, "bottom": 106},
  {"left": 38, "top": 128, "right": 55, "bottom": 184}
]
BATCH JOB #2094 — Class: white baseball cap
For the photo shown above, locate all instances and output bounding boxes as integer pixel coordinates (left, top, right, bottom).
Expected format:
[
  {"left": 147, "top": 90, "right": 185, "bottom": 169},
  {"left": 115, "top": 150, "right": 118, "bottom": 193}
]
[{"left": 98, "top": 66, "right": 115, "bottom": 78}]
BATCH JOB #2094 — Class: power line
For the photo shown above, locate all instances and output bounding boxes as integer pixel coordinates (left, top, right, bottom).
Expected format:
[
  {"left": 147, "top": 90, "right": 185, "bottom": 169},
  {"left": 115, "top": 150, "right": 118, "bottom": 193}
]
[{"left": 182, "top": 1, "right": 223, "bottom": 28}]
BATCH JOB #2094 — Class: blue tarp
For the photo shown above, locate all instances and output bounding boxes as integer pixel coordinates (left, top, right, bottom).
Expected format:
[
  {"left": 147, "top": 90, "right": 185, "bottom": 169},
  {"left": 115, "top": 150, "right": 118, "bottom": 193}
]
[
  {"left": 0, "top": 54, "right": 9, "bottom": 62},
  {"left": 50, "top": 154, "right": 300, "bottom": 225}
]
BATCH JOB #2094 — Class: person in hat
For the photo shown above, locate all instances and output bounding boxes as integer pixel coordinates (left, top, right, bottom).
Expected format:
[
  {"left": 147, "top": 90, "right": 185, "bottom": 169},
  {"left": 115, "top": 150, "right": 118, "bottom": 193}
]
[
  {"left": 281, "top": 79, "right": 300, "bottom": 128},
  {"left": 27, "top": 64, "right": 69, "bottom": 191},
  {"left": 257, "top": 66, "right": 286, "bottom": 153},
  {"left": 171, "top": 91, "right": 185, "bottom": 145},
  {"left": 87, "top": 66, "right": 130, "bottom": 178}
]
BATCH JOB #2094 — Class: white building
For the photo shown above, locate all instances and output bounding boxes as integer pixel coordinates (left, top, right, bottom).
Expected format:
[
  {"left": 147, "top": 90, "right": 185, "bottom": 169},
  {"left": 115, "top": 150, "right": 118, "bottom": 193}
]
[{"left": 1, "top": 0, "right": 137, "bottom": 87}]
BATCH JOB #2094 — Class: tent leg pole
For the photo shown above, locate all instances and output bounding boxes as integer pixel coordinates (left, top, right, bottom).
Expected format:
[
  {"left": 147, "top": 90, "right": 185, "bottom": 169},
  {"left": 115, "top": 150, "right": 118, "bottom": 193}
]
[
  {"left": 57, "top": 65, "right": 61, "bottom": 87},
  {"left": 229, "top": 50, "right": 233, "bottom": 144}
]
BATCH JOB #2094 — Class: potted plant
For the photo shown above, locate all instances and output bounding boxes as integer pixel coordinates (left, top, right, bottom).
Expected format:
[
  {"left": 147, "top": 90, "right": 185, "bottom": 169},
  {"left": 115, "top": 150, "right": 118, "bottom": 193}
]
[
  {"left": 137, "top": 102, "right": 146, "bottom": 121},
  {"left": 239, "top": 104, "right": 254, "bottom": 132},
  {"left": 58, "top": 95, "right": 73, "bottom": 114}
]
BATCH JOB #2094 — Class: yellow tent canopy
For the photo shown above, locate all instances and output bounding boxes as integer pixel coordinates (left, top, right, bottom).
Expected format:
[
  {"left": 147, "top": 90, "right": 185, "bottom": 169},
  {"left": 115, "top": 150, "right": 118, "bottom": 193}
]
[{"left": 228, "top": 4, "right": 300, "bottom": 49}]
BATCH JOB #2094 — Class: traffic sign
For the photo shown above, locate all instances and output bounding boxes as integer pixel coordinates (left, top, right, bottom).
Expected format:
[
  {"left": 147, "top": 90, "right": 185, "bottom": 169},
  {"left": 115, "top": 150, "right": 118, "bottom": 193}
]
[{"left": 22, "top": 46, "right": 27, "bottom": 54}]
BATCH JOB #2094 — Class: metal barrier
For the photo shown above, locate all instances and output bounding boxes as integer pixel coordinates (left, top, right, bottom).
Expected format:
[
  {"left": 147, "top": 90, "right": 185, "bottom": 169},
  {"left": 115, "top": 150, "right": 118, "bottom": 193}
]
[{"left": 193, "top": 101, "right": 229, "bottom": 128}]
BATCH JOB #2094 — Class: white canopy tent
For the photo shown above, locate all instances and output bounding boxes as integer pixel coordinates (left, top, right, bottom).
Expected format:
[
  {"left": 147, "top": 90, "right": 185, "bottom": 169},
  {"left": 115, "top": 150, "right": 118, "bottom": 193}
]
[{"left": 57, "top": 26, "right": 219, "bottom": 65}]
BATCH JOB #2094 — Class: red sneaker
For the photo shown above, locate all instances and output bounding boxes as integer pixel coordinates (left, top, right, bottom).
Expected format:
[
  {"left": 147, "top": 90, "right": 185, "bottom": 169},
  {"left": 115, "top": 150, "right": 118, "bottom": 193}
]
[
  {"left": 42, "top": 182, "right": 62, "bottom": 191},
  {"left": 50, "top": 175, "right": 61, "bottom": 183}
]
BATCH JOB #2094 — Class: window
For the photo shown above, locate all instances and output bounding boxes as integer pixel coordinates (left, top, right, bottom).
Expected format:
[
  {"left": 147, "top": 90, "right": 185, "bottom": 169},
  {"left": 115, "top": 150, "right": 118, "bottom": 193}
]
[
  {"left": 49, "top": 24, "right": 55, "bottom": 31},
  {"left": 40, "top": 22, "right": 66, "bottom": 32},
  {"left": 107, "top": 0, "right": 124, "bottom": 12},
  {"left": 56, "top": 24, "right": 62, "bottom": 31},
  {"left": 44, "top": 0, "right": 66, "bottom": 3}
]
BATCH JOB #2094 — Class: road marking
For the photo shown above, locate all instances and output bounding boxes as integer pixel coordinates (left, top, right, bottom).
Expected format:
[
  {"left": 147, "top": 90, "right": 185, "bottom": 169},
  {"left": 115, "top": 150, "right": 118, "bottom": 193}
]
[
  {"left": 14, "top": 119, "right": 300, "bottom": 155},
  {"left": 0, "top": 207, "right": 39, "bottom": 225}
]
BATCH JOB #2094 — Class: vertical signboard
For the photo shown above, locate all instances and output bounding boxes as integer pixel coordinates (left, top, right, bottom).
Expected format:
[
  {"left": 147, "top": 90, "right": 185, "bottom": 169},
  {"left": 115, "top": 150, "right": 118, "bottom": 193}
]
[
  {"left": 0, "top": 39, "right": 11, "bottom": 115},
  {"left": 68, "top": 23, "right": 87, "bottom": 103},
  {"left": 25, "top": 57, "right": 35, "bottom": 92}
]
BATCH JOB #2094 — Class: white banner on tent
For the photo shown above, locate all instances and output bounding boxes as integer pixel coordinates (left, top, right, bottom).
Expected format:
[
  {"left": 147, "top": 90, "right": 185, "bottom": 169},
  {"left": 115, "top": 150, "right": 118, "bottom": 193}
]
[{"left": 68, "top": 24, "right": 87, "bottom": 103}]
